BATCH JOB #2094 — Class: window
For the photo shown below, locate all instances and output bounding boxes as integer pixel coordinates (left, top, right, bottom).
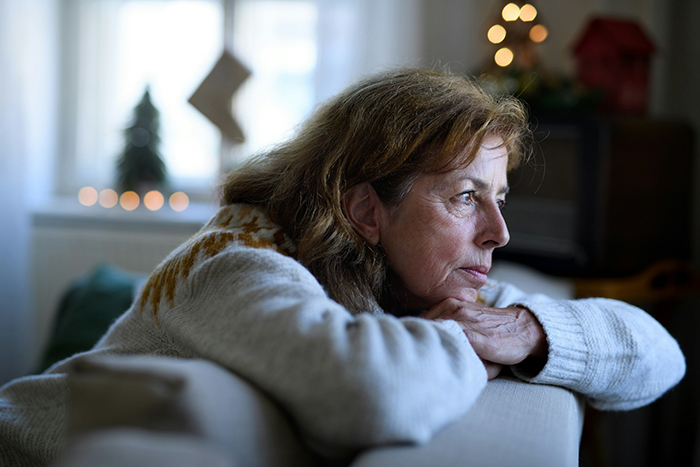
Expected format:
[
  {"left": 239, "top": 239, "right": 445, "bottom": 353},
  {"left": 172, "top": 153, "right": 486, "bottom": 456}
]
[
  {"left": 59, "top": 0, "right": 319, "bottom": 201},
  {"left": 57, "top": 0, "right": 415, "bottom": 202},
  {"left": 60, "top": 0, "right": 225, "bottom": 198}
]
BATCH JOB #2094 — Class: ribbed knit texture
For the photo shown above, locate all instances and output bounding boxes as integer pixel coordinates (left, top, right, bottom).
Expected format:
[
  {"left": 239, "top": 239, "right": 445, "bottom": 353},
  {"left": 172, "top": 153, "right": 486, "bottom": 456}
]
[
  {"left": 480, "top": 282, "right": 686, "bottom": 410},
  {"left": 0, "top": 204, "right": 686, "bottom": 466}
]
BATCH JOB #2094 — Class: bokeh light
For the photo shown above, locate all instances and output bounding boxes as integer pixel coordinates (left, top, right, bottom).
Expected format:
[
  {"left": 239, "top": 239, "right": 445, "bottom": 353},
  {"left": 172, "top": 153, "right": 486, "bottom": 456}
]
[
  {"left": 529, "top": 24, "right": 548, "bottom": 43},
  {"left": 494, "top": 47, "right": 514, "bottom": 67},
  {"left": 501, "top": 3, "right": 520, "bottom": 21},
  {"left": 169, "top": 192, "right": 189, "bottom": 212},
  {"left": 519, "top": 4, "right": 537, "bottom": 22},
  {"left": 487, "top": 25, "right": 507, "bottom": 44},
  {"left": 144, "top": 190, "right": 165, "bottom": 211},
  {"left": 120, "top": 191, "right": 140, "bottom": 211},
  {"left": 98, "top": 189, "right": 119, "bottom": 208},
  {"left": 78, "top": 187, "right": 98, "bottom": 206}
]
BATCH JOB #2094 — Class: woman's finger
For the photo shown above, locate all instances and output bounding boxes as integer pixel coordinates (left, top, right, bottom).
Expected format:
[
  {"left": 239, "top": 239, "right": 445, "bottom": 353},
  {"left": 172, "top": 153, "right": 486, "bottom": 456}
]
[{"left": 482, "top": 359, "right": 503, "bottom": 380}]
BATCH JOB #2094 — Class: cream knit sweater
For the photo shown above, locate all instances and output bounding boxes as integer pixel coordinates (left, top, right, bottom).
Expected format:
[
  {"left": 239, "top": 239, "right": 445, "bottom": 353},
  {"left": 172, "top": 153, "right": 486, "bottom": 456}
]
[{"left": 0, "top": 204, "right": 686, "bottom": 466}]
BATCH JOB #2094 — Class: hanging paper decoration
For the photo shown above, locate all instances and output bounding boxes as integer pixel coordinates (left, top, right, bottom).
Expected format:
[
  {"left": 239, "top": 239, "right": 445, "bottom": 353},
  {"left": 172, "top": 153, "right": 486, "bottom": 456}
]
[{"left": 189, "top": 50, "right": 251, "bottom": 143}]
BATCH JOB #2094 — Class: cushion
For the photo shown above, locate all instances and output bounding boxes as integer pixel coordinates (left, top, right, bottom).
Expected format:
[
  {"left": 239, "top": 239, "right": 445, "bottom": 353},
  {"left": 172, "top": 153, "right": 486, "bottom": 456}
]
[
  {"left": 52, "top": 429, "right": 232, "bottom": 467},
  {"left": 38, "top": 264, "right": 143, "bottom": 372},
  {"left": 63, "top": 355, "right": 318, "bottom": 467}
]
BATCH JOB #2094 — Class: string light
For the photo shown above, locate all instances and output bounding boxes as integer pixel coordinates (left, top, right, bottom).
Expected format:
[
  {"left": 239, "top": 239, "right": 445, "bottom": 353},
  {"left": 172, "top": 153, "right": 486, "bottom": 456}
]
[
  {"left": 501, "top": 3, "right": 520, "bottom": 21},
  {"left": 99, "top": 189, "right": 119, "bottom": 208},
  {"left": 80, "top": 186, "right": 192, "bottom": 213},
  {"left": 486, "top": 2, "right": 547, "bottom": 69},
  {"left": 529, "top": 24, "right": 548, "bottom": 43},
  {"left": 120, "top": 191, "right": 140, "bottom": 211},
  {"left": 169, "top": 192, "right": 189, "bottom": 212},
  {"left": 487, "top": 25, "right": 507, "bottom": 44},
  {"left": 144, "top": 190, "right": 165, "bottom": 211},
  {"left": 78, "top": 187, "right": 98, "bottom": 206},
  {"left": 495, "top": 48, "right": 514, "bottom": 67},
  {"left": 519, "top": 4, "right": 537, "bottom": 22}
]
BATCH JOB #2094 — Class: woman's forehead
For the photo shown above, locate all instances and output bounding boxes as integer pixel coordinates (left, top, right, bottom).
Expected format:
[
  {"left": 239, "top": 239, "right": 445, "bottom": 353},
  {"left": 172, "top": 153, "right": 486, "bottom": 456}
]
[
  {"left": 429, "top": 144, "right": 510, "bottom": 191},
  {"left": 441, "top": 135, "right": 507, "bottom": 170},
  {"left": 440, "top": 135, "right": 506, "bottom": 166}
]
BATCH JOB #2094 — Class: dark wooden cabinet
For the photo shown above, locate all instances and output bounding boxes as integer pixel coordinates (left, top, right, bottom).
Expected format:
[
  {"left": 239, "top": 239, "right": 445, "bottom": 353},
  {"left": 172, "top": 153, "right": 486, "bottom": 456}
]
[{"left": 496, "top": 115, "right": 695, "bottom": 278}]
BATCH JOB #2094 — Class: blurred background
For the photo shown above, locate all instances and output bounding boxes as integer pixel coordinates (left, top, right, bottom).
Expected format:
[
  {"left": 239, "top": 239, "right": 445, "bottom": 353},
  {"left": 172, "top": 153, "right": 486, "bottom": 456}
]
[{"left": 1, "top": 0, "right": 699, "bottom": 465}]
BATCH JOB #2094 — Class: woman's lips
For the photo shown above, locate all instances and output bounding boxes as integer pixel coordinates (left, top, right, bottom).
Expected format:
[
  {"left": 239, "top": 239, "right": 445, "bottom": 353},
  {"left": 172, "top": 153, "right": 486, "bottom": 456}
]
[{"left": 459, "top": 266, "right": 489, "bottom": 286}]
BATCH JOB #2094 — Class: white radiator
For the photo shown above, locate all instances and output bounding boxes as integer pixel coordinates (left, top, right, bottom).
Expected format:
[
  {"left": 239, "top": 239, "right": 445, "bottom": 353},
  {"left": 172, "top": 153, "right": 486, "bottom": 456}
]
[{"left": 30, "top": 202, "right": 213, "bottom": 363}]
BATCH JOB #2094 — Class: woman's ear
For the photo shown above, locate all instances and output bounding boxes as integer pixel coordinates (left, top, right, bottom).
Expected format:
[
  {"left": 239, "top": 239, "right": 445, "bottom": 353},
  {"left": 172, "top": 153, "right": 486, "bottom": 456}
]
[{"left": 342, "top": 183, "right": 384, "bottom": 245}]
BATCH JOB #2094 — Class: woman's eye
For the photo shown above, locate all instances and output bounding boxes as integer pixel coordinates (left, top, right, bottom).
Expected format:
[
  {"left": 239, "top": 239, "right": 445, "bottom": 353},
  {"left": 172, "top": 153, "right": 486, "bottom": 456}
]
[{"left": 456, "top": 191, "right": 475, "bottom": 204}]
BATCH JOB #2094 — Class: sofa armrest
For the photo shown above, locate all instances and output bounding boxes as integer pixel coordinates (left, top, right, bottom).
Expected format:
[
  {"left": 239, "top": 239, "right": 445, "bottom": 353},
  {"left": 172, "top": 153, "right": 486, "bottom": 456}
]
[
  {"left": 351, "top": 376, "right": 585, "bottom": 467},
  {"left": 62, "top": 355, "right": 318, "bottom": 467},
  {"left": 51, "top": 429, "right": 233, "bottom": 467},
  {"left": 58, "top": 356, "right": 584, "bottom": 467}
]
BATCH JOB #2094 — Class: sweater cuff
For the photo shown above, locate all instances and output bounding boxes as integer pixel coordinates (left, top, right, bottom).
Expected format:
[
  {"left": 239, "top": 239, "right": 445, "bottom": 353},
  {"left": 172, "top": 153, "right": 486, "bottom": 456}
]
[
  {"left": 438, "top": 319, "right": 488, "bottom": 384},
  {"left": 438, "top": 319, "right": 472, "bottom": 348},
  {"left": 509, "top": 300, "right": 588, "bottom": 388}
]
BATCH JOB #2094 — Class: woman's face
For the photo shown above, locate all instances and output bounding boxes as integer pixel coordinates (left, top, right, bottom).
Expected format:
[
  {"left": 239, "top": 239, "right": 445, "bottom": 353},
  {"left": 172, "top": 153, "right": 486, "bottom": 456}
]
[{"left": 378, "top": 136, "right": 510, "bottom": 311}]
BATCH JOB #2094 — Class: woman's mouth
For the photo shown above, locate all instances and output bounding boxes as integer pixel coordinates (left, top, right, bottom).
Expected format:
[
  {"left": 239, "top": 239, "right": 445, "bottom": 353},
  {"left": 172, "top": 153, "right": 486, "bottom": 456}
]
[{"left": 459, "top": 266, "right": 489, "bottom": 286}]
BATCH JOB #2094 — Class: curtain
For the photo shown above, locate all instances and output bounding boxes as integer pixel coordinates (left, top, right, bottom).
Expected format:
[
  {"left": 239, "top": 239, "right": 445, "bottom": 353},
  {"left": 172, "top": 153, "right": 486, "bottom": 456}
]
[
  {"left": 0, "top": 0, "right": 57, "bottom": 385},
  {"left": 314, "top": 0, "right": 423, "bottom": 103}
]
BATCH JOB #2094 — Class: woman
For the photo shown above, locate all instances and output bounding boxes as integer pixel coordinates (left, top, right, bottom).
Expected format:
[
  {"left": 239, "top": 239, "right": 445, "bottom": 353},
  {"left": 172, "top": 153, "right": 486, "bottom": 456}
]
[{"left": 0, "top": 68, "right": 686, "bottom": 465}]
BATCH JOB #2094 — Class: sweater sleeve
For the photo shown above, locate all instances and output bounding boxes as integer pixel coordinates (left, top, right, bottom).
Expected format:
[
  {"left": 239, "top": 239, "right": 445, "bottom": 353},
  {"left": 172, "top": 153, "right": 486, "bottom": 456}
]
[
  {"left": 486, "top": 282, "right": 686, "bottom": 411},
  {"left": 154, "top": 246, "right": 487, "bottom": 454}
]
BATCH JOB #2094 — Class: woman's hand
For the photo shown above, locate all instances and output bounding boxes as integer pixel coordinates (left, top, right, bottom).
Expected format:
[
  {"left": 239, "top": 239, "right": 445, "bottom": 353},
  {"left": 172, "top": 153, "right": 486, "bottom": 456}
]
[{"left": 421, "top": 298, "right": 548, "bottom": 379}]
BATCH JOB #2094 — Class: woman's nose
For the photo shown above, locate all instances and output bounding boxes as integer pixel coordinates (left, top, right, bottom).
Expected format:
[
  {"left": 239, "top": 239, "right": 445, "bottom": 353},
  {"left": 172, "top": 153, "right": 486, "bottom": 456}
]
[{"left": 476, "top": 203, "right": 510, "bottom": 248}]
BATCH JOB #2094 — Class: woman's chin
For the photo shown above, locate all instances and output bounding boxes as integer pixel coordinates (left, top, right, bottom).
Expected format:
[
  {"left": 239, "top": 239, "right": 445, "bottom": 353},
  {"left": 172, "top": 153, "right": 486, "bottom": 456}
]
[
  {"left": 394, "top": 280, "right": 481, "bottom": 310},
  {"left": 445, "top": 286, "right": 481, "bottom": 304},
  {"left": 420, "top": 289, "right": 480, "bottom": 309}
]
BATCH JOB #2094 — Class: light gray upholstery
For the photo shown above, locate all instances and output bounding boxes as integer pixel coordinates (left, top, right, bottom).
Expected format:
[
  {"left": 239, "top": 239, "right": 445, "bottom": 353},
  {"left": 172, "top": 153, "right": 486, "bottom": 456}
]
[
  {"left": 54, "top": 355, "right": 584, "bottom": 467},
  {"left": 62, "top": 356, "right": 318, "bottom": 467},
  {"left": 353, "top": 376, "right": 584, "bottom": 467},
  {"left": 52, "top": 430, "right": 232, "bottom": 467}
]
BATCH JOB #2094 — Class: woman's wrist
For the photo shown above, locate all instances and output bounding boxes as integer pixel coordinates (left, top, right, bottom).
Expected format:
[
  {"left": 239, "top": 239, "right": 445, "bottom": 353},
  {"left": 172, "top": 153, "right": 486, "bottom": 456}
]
[{"left": 511, "top": 306, "right": 548, "bottom": 359}]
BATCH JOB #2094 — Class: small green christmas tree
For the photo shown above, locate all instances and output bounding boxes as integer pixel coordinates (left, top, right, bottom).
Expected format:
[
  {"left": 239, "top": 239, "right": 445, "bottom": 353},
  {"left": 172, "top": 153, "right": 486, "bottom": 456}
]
[{"left": 116, "top": 86, "right": 167, "bottom": 193}]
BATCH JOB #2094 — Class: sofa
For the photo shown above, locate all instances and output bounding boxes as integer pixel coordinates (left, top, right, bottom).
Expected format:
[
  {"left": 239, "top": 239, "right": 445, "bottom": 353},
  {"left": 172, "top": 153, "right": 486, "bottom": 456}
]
[
  {"left": 44, "top": 354, "right": 583, "bottom": 467},
  {"left": 43, "top": 263, "right": 584, "bottom": 467}
]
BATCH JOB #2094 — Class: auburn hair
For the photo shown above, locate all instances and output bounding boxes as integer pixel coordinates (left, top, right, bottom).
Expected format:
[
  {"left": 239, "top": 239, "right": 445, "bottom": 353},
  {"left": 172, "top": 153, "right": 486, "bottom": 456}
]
[{"left": 220, "top": 67, "right": 530, "bottom": 313}]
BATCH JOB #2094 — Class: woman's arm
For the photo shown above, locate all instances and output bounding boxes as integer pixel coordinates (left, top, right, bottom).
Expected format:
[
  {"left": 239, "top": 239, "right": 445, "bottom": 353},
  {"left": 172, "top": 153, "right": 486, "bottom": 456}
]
[
  {"left": 512, "top": 293, "right": 685, "bottom": 410},
  {"left": 153, "top": 246, "right": 487, "bottom": 454},
  {"left": 426, "top": 281, "right": 686, "bottom": 411}
]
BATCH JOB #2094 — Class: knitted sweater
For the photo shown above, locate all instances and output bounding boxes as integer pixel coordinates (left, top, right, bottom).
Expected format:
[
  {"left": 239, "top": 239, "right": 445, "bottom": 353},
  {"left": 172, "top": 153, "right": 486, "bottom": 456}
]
[{"left": 0, "top": 204, "right": 686, "bottom": 466}]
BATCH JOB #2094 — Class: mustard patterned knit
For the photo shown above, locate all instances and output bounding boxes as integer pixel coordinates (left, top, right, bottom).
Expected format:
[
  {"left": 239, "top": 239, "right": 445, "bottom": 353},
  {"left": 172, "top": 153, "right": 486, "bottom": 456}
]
[{"left": 0, "top": 204, "right": 686, "bottom": 466}]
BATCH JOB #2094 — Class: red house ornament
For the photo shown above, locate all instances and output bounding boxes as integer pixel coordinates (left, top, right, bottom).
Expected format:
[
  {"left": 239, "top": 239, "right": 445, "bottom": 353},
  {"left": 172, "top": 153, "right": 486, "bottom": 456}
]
[{"left": 572, "top": 17, "right": 656, "bottom": 114}]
